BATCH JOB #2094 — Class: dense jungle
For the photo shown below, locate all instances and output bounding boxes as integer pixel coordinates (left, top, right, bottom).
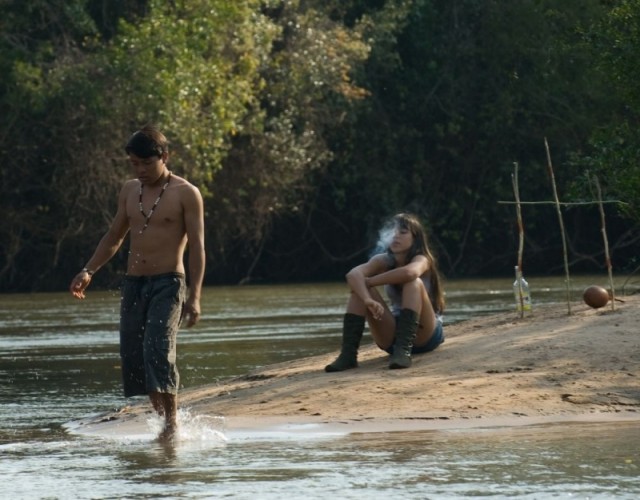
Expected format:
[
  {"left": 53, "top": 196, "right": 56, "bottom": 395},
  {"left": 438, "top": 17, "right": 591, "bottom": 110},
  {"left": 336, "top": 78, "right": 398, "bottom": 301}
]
[{"left": 2, "top": 0, "right": 640, "bottom": 292}]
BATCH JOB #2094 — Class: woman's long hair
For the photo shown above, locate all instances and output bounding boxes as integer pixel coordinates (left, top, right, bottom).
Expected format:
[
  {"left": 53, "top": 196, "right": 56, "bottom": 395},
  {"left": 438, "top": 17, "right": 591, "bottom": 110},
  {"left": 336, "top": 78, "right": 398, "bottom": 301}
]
[{"left": 386, "top": 213, "right": 445, "bottom": 313}]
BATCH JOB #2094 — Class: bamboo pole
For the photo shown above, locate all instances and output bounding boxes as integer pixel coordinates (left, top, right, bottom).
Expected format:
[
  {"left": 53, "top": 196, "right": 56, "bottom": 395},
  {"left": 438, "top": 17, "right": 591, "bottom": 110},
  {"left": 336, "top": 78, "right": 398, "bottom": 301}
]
[
  {"left": 512, "top": 163, "right": 525, "bottom": 318},
  {"left": 544, "top": 138, "right": 572, "bottom": 315},
  {"left": 593, "top": 175, "right": 616, "bottom": 311}
]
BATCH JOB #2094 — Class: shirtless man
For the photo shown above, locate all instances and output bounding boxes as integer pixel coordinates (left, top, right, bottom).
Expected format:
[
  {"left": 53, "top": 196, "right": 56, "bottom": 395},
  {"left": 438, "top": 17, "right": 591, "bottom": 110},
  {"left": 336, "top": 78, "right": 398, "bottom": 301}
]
[{"left": 69, "top": 125, "right": 205, "bottom": 441}]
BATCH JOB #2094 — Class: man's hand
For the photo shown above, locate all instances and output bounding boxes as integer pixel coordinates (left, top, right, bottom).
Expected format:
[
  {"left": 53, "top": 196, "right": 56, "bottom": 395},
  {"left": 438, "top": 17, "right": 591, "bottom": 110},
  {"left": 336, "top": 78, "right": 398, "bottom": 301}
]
[
  {"left": 70, "top": 271, "right": 92, "bottom": 299},
  {"left": 182, "top": 299, "right": 201, "bottom": 327}
]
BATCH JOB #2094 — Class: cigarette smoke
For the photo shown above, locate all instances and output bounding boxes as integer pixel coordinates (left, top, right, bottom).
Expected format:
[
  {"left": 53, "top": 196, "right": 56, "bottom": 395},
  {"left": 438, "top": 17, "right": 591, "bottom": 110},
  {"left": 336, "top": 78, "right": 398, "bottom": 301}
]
[{"left": 370, "top": 218, "right": 397, "bottom": 257}]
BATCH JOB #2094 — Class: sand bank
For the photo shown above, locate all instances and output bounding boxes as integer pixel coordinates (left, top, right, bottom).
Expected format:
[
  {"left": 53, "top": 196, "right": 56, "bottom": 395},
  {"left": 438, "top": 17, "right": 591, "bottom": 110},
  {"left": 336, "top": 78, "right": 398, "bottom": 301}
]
[{"left": 69, "top": 295, "right": 640, "bottom": 437}]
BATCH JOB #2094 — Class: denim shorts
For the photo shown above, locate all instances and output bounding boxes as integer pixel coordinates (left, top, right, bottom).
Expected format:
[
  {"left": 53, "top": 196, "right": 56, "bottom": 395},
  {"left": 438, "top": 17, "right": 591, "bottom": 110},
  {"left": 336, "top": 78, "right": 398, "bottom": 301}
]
[
  {"left": 412, "top": 320, "right": 444, "bottom": 354},
  {"left": 119, "top": 273, "right": 185, "bottom": 397},
  {"left": 385, "top": 319, "right": 445, "bottom": 355}
]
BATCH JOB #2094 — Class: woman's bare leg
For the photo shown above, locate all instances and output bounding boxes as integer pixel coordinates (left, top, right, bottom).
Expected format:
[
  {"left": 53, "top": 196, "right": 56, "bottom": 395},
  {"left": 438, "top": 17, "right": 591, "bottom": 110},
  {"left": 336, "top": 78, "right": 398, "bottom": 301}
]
[
  {"left": 359, "top": 287, "right": 396, "bottom": 350},
  {"left": 402, "top": 279, "right": 437, "bottom": 347}
]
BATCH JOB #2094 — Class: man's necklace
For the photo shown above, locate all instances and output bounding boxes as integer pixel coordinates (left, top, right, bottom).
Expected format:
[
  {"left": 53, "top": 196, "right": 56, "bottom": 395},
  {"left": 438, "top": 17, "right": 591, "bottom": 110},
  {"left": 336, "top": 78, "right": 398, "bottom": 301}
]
[{"left": 138, "top": 172, "right": 171, "bottom": 234}]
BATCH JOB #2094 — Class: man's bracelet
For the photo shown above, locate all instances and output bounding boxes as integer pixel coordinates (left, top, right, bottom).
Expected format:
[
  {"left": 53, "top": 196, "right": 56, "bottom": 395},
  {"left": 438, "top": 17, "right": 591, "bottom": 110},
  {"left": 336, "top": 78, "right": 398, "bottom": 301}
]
[{"left": 81, "top": 267, "right": 95, "bottom": 276}]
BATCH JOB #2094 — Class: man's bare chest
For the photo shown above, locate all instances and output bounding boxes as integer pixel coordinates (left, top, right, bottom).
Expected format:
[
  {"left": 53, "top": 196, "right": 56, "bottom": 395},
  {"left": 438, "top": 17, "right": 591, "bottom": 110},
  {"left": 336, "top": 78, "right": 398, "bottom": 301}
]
[{"left": 126, "top": 188, "right": 183, "bottom": 230}]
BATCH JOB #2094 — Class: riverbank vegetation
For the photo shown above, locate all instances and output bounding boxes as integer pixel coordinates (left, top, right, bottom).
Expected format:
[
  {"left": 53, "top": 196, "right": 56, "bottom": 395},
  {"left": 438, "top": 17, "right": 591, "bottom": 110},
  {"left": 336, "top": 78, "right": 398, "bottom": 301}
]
[{"left": 2, "top": 0, "right": 639, "bottom": 291}]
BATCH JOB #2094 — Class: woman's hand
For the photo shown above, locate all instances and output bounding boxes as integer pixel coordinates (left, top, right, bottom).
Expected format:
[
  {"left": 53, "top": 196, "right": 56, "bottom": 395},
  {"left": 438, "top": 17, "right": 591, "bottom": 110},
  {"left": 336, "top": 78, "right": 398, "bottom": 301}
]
[{"left": 364, "top": 298, "right": 384, "bottom": 321}]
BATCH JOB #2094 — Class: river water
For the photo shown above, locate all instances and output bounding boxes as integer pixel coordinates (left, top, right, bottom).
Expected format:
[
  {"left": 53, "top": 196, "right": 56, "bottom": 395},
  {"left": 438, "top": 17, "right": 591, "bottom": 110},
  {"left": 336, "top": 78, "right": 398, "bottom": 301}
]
[{"left": 1, "top": 276, "right": 639, "bottom": 499}]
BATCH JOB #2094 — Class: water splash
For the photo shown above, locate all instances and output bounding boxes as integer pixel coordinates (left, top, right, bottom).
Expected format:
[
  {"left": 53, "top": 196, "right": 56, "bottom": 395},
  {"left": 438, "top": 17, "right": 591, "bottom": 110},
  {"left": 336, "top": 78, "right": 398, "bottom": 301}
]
[{"left": 146, "top": 408, "right": 227, "bottom": 446}]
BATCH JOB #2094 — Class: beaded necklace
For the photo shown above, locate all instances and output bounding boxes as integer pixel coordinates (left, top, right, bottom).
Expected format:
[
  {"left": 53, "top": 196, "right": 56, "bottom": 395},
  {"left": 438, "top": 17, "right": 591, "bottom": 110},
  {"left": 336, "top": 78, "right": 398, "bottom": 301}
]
[{"left": 138, "top": 171, "right": 171, "bottom": 234}]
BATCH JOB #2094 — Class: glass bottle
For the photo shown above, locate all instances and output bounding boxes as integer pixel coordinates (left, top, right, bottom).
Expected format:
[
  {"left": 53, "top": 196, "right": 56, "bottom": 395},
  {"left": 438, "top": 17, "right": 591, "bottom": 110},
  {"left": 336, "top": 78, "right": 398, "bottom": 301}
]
[{"left": 513, "top": 265, "right": 532, "bottom": 314}]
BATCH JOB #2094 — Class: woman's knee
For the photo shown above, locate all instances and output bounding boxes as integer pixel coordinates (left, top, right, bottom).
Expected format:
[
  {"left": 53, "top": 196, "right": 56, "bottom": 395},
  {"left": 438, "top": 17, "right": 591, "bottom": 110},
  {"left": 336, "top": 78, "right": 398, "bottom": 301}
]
[
  {"left": 401, "top": 278, "right": 425, "bottom": 309},
  {"left": 403, "top": 277, "right": 426, "bottom": 297}
]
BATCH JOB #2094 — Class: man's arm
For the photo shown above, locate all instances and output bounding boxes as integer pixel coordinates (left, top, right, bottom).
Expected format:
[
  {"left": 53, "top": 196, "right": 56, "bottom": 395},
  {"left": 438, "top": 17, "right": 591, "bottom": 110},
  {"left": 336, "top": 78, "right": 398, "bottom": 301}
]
[
  {"left": 182, "top": 184, "right": 205, "bottom": 326},
  {"left": 69, "top": 183, "right": 131, "bottom": 299}
]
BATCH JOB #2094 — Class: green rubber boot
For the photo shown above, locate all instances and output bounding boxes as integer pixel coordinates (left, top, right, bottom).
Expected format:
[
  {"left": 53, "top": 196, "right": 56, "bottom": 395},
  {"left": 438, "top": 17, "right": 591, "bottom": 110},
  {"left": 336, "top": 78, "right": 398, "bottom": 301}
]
[
  {"left": 325, "top": 313, "right": 365, "bottom": 372},
  {"left": 388, "top": 308, "right": 419, "bottom": 369}
]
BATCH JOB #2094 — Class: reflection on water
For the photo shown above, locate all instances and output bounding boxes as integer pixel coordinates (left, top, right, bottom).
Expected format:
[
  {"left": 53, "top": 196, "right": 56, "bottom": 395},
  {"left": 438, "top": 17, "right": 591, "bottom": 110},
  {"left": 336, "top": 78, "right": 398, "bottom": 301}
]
[
  {"left": 1, "top": 277, "right": 639, "bottom": 498},
  {"left": 2, "top": 420, "right": 638, "bottom": 499}
]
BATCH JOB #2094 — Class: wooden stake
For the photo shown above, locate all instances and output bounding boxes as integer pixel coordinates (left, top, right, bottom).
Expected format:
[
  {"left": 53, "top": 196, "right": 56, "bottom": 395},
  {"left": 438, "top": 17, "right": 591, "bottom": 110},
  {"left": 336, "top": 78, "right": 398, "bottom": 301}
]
[
  {"left": 593, "top": 175, "right": 616, "bottom": 311},
  {"left": 544, "top": 138, "right": 572, "bottom": 315},
  {"left": 512, "top": 163, "right": 525, "bottom": 318},
  {"left": 512, "top": 163, "right": 524, "bottom": 272}
]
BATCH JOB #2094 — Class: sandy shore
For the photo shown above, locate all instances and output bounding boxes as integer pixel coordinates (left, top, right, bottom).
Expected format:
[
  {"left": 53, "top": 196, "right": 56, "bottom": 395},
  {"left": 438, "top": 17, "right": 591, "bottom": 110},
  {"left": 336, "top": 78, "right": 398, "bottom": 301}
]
[{"left": 70, "top": 294, "right": 640, "bottom": 437}]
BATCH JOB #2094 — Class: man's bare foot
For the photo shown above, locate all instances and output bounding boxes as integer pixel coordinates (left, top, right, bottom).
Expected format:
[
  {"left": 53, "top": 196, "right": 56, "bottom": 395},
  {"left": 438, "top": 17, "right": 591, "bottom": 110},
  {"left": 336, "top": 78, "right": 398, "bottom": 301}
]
[{"left": 157, "top": 422, "right": 178, "bottom": 443}]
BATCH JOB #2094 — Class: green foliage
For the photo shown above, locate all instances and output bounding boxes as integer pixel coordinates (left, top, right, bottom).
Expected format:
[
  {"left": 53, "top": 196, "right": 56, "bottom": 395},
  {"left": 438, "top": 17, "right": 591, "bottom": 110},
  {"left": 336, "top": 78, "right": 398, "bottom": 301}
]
[
  {"left": 300, "top": 0, "right": 625, "bottom": 278},
  {"left": 204, "top": 1, "right": 372, "bottom": 280},
  {"left": 576, "top": 0, "right": 640, "bottom": 221},
  {"left": 101, "top": 0, "right": 278, "bottom": 185}
]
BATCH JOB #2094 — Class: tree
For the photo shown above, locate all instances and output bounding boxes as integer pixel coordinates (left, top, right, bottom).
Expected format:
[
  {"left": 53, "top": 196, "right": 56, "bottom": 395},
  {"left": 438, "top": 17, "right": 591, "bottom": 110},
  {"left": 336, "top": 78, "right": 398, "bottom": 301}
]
[
  {"left": 277, "top": 0, "right": 624, "bottom": 279},
  {"left": 205, "top": 1, "right": 371, "bottom": 283},
  {"left": 580, "top": 0, "right": 640, "bottom": 222},
  {"left": 0, "top": 0, "right": 636, "bottom": 290}
]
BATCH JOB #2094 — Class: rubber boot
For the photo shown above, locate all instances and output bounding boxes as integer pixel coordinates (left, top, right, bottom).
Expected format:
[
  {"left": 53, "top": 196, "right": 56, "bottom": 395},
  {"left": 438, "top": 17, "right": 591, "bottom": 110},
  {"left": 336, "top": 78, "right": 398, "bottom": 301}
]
[
  {"left": 325, "top": 313, "right": 365, "bottom": 372},
  {"left": 388, "top": 308, "right": 419, "bottom": 369}
]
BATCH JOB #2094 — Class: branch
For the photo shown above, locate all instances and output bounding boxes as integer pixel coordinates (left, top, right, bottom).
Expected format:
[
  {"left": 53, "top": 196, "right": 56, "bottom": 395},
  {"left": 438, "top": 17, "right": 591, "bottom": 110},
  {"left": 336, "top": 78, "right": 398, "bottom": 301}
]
[{"left": 497, "top": 200, "right": 626, "bottom": 206}]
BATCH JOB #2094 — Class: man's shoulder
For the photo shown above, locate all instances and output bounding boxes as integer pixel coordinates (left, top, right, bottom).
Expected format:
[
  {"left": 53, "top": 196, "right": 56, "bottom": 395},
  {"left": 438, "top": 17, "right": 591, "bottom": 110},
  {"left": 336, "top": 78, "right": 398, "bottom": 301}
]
[
  {"left": 172, "top": 175, "right": 202, "bottom": 197},
  {"left": 122, "top": 178, "right": 140, "bottom": 190},
  {"left": 119, "top": 178, "right": 139, "bottom": 199},
  {"left": 162, "top": 175, "right": 203, "bottom": 213}
]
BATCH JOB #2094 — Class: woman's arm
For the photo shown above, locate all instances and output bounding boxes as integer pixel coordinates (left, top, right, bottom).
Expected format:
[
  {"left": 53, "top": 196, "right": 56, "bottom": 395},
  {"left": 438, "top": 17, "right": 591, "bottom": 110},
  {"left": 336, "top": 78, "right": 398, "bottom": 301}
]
[
  {"left": 345, "top": 254, "right": 389, "bottom": 319},
  {"left": 366, "top": 255, "right": 429, "bottom": 288}
]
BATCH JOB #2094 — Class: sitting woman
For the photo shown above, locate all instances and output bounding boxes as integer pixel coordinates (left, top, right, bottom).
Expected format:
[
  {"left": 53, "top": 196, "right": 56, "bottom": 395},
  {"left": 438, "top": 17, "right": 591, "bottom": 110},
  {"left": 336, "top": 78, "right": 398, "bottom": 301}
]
[{"left": 325, "top": 213, "right": 445, "bottom": 371}]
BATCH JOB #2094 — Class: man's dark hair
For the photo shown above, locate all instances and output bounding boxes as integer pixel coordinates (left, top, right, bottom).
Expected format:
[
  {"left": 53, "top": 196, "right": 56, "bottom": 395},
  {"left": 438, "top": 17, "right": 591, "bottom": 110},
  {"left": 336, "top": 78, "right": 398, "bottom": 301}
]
[{"left": 125, "top": 125, "right": 169, "bottom": 158}]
